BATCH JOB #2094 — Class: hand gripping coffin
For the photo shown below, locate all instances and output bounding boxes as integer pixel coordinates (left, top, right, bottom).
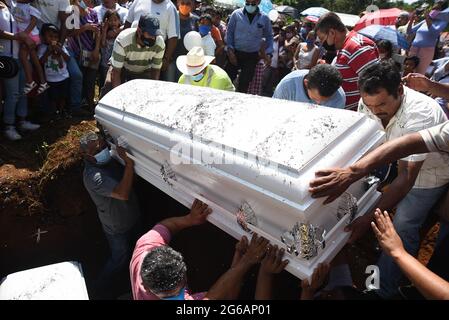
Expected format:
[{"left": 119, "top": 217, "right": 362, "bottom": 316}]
[{"left": 95, "top": 80, "right": 385, "bottom": 280}]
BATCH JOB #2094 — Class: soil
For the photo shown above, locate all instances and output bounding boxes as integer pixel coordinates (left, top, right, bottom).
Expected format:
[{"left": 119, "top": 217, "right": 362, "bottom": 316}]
[{"left": 0, "top": 117, "right": 441, "bottom": 300}]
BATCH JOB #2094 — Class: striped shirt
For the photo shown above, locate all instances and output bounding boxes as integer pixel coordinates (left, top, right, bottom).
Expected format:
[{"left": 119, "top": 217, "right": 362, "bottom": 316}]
[
  {"left": 359, "top": 87, "right": 449, "bottom": 189},
  {"left": 111, "top": 28, "right": 165, "bottom": 73},
  {"left": 334, "top": 30, "right": 379, "bottom": 110}
]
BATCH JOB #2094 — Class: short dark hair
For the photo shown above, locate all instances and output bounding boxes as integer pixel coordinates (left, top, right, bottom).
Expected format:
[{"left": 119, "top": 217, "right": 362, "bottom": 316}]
[
  {"left": 358, "top": 61, "right": 402, "bottom": 98},
  {"left": 306, "top": 64, "right": 343, "bottom": 97},
  {"left": 377, "top": 40, "right": 393, "bottom": 55},
  {"left": 40, "top": 23, "right": 59, "bottom": 37},
  {"left": 140, "top": 246, "right": 187, "bottom": 294},
  {"left": 315, "top": 12, "right": 346, "bottom": 34},
  {"left": 103, "top": 9, "right": 121, "bottom": 24},
  {"left": 404, "top": 56, "right": 420, "bottom": 68},
  {"left": 199, "top": 13, "right": 213, "bottom": 24}
]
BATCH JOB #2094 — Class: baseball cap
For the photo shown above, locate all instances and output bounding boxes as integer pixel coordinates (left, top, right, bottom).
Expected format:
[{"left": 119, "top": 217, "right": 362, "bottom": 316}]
[{"left": 138, "top": 14, "right": 161, "bottom": 36}]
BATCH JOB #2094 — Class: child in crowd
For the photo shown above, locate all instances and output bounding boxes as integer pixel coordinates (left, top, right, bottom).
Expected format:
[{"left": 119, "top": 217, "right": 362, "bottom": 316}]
[
  {"left": 403, "top": 56, "right": 420, "bottom": 77},
  {"left": 377, "top": 39, "right": 393, "bottom": 61},
  {"left": 100, "top": 10, "right": 121, "bottom": 89},
  {"left": 9, "top": 0, "right": 49, "bottom": 94},
  {"left": 38, "top": 24, "right": 70, "bottom": 117},
  {"left": 198, "top": 14, "right": 215, "bottom": 57}
]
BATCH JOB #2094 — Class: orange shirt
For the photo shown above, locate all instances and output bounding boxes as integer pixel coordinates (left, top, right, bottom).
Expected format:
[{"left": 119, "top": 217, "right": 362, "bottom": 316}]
[{"left": 211, "top": 25, "right": 222, "bottom": 43}]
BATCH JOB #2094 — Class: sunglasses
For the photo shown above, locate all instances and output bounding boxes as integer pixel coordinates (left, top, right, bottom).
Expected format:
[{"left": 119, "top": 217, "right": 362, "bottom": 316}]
[{"left": 245, "top": 2, "right": 258, "bottom": 6}]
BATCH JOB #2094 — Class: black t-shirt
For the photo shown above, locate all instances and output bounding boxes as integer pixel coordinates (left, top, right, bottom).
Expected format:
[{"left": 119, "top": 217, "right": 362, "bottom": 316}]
[{"left": 174, "top": 13, "right": 199, "bottom": 59}]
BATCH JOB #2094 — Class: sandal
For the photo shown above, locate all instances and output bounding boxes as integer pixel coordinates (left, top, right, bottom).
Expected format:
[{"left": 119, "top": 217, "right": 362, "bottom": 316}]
[
  {"left": 37, "top": 82, "right": 50, "bottom": 95},
  {"left": 23, "top": 81, "right": 37, "bottom": 94}
]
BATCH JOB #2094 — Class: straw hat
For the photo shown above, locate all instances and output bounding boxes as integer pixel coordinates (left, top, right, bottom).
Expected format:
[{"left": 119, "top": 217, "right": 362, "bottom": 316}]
[{"left": 176, "top": 46, "right": 214, "bottom": 76}]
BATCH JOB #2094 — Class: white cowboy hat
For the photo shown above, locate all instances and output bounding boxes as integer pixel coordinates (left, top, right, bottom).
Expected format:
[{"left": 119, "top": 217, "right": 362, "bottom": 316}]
[{"left": 176, "top": 47, "right": 214, "bottom": 76}]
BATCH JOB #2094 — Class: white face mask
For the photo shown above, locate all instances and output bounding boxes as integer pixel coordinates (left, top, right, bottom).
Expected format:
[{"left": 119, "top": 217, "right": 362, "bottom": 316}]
[
  {"left": 379, "top": 54, "right": 386, "bottom": 59},
  {"left": 94, "top": 147, "right": 112, "bottom": 165}
]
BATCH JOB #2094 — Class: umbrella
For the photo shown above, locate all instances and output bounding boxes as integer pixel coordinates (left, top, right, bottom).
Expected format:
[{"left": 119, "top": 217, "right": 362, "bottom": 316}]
[
  {"left": 214, "top": 0, "right": 241, "bottom": 8},
  {"left": 215, "top": 0, "right": 272, "bottom": 14},
  {"left": 305, "top": 15, "right": 319, "bottom": 23},
  {"left": 276, "top": 5, "right": 299, "bottom": 19},
  {"left": 301, "top": 7, "right": 329, "bottom": 18},
  {"left": 354, "top": 8, "right": 403, "bottom": 31},
  {"left": 358, "top": 25, "right": 409, "bottom": 49},
  {"left": 335, "top": 12, "right": 360, "bottom": 28}
]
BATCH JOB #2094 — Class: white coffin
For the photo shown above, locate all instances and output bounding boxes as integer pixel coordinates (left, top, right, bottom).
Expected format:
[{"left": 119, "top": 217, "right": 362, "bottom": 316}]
[
  {"left": 95, "top": 80, "right": 385, "bottom": 280},
  {"left": 0, "top": 261, "right": 89, "bottom": 300}
]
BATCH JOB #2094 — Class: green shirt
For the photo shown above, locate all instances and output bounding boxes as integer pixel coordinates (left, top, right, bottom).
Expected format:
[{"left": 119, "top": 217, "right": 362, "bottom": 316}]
[
  {"left": 179, "top": 64, "right": 235, "bottom": 92},
  {"left": 111, "top": 28, "right": 165, "bottom": 74}
]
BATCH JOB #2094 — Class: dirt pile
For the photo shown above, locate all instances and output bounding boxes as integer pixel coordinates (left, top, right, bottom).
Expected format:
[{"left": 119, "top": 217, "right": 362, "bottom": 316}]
[{"left": 1, "top": 119, "right": 97, "bottom": 217}]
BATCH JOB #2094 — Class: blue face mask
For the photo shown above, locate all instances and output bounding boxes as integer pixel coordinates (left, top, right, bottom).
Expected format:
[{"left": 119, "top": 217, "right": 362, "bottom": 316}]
[
  {"left": 306, "top": 40, "right": 314, "bottom": 46},
  {"left": 94, "top": 147, "right": 111, "bottom": 165},
  {"left": 198, "top": 25, "right": 211, "bottom": 37},
  {"left": 79, "top": 0, "right": 88, "bottom": 9},
  {"left": 162, "top": 287, "right": 185, "bottom": 300},
  {"left": 191, "top": 71, "right": 205, "bottom": 82},
  {"left": 245, "top": 4, "right": 258, "bottom": 14}
]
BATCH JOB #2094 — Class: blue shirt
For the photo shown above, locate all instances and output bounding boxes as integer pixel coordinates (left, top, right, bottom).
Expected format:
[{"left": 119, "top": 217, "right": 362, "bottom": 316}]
[
  {"left": 226, "top": 8, "right": 273, "bottom": 54},
  {"left": 273, "top": 70, "right": 346, "bottom": 109},
  {"left": 409, "top": 19, "right": 448, "bottom": 48}
]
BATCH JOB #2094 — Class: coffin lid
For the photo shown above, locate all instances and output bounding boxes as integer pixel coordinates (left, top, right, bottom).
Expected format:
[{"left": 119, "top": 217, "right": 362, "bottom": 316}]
[{"left": 98, "top": 80, "right": 383, "bottom": 207}]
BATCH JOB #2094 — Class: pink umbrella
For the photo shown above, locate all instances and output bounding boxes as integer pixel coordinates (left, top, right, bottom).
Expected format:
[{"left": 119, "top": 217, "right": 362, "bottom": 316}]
[
  {"left": 354, "top": 8, "right": 403, "bottom": 31},
  {"left": 305, "top": 15, "right": 319, "bottom": 23}
]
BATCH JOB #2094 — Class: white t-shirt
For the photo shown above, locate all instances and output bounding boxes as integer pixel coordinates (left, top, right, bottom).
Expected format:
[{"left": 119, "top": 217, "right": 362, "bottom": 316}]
[
  {"left": 0, "top": 7, "right": 19, "bottom": 59},
  {"left": 8, "top": 0, "right": 40, "bottom": 36},
  {"left": 201, "top": 33, "right": 215, "bottom": 56},
  {"left": 32, "top": 0, "right": 70, "bottom": 28},
  {"left": 420, "top": 121, "right": 449, "bottom": 153},
  {"left": 126, "top": 0, "right": 179, "bottom": 40},
  {"left": 93, "top": 3, "right": 128, "bottom": 24},
  {"left": 37, "top": 44, "right": 70, "bottom": 82},
  {"left": 358, "top": 86, "right": 449, "bottom": 188}
]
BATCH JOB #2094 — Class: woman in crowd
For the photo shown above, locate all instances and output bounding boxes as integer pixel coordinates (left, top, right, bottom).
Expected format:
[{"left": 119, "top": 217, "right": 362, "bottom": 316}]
[
  {"left": 407, "top": 1, "right": 449, "bottom": 74},
  {"left": 293, "top": 30, "right": 319, "bottom": 70}
]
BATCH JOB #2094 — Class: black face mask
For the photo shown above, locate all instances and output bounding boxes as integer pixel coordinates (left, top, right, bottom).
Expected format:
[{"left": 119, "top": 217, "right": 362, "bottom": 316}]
[
  {"left": 141, "top": 35, "right": 156, "bottom": 47},
  {"left": 322, "top": 33, "right": 336, "bottom": 51},
  {"left": 322, "top": 41, "right": 336, "bottom": 51}
]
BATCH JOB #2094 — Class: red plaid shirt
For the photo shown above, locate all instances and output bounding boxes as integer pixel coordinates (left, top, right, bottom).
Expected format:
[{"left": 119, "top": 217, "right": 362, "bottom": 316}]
[{"left": 335, "top": 31, "right": 379, "bottom": 110}]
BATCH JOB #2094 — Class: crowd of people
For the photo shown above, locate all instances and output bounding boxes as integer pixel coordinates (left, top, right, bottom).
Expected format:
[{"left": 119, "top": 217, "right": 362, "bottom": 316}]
[{"left": 1, "top": 0, "right": 449, "bottom": 300}]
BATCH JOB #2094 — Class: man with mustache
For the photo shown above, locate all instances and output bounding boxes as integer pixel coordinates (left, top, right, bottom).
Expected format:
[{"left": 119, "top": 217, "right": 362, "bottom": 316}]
[{"left": 339, "top": 60, "right": 449, "bottom": 299}]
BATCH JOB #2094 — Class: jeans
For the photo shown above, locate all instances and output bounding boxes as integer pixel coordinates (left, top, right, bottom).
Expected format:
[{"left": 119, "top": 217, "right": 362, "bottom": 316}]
[
  {"left": 2, "top": 59, "right": 27, "bottom": 125},
  {"left": 81, "top": 66, "right": 98, "bottom": 109},
  {"left": 427, "top": 232, "right": 449, "bottom": 282},
  {"left": 66, "top": 50, "right": 83, "bottom": 110},
  {"left": 94, "top": 220, "right": 142, "bottom": 295},
  {"left": 437, "top": 220, "right": 449, "bottom": 246},
  {"left": 376, "top": 184, "right": 449, "bottom": 298}
]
